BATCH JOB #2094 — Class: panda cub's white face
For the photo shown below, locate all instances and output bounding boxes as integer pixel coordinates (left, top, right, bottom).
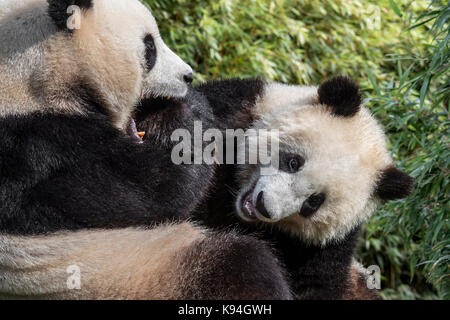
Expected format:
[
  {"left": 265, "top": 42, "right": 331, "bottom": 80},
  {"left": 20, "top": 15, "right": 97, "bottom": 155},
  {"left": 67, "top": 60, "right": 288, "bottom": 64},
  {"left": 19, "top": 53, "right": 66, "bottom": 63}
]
[{"left": 235, "top": 79, "right": 412, "bottom": 245}]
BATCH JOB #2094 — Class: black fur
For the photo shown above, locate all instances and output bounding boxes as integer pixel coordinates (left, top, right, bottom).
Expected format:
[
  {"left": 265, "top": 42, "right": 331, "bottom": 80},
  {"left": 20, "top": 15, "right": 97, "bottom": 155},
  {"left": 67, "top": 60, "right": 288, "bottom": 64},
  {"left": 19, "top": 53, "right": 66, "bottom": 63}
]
[
  {"left": 177, "top": 232, "right": 292, "bottom": 299},
  {"left": 144, "top": 34, "right": 157, "bottom": 72},
  {"left": 375, "top": 166, "right": 414, "bottom": 200},
  {"left": 47, "top": 0, "right": 93, "bottom": 30},
  {"left": 318, "top": 76, "right": 362, "bottom": 117},
  {"left": 195, "top": 78, "right": 265, "bottom": 129},
  {"left": 134, "top": 78, "right": 265, "bottom": 163},
  {"left": 270, "top": 228, "right": 359, "bottom": 299},
  {"left": 299, "top": 193, "right": 326, "bottom": 218},
  {"left": 0, "top": 110, "right": 213, "bottom": 235},
  {"left": 135, "top": 88, "right": 216, "bottom": 148}
]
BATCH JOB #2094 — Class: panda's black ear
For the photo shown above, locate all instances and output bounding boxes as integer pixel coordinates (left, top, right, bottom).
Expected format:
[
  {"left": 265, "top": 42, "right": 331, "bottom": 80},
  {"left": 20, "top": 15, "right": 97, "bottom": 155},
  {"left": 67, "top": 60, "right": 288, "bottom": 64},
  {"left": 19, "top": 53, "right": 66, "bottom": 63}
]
[
  {"left": 47, "top": 0, "right": 93, "bottom": 30},
  {"left": 318, "top": 76, "right": 362, "bottom": 117},
  {"left": 375, "top": 166, "right": 414, "bottom": 201}
]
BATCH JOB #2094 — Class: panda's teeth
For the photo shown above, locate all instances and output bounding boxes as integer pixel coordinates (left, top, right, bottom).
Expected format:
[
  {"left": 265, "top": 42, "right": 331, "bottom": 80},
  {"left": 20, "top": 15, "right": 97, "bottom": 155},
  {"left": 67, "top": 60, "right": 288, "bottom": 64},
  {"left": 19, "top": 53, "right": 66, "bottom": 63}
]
[
  {"left": 239, "top": 187, "right": 259, "bottom": 222},
  {"left": 244, "top": 194, "right": 257, "bottom": 218}
]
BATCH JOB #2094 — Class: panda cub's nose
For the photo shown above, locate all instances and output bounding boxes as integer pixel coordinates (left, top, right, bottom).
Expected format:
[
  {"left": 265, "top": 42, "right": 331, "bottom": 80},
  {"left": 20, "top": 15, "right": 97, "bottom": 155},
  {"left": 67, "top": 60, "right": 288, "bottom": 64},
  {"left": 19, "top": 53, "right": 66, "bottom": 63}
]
[
  {"left": 183, "top": 72, "right": 194, "bottom": 84},
  {"left": 256, "top": 191, "right": 271, "bottom": 220}
]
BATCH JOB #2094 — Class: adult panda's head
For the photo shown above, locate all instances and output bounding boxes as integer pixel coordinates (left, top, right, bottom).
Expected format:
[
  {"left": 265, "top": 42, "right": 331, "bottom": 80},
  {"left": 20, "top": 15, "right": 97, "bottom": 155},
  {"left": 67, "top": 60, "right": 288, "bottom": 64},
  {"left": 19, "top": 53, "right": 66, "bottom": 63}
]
[
  {"left": 235, "top": 76, "right": 414, "bottom": 245},
  {"left": 0, "top": 0, "right": 192, "bottom": 129}
]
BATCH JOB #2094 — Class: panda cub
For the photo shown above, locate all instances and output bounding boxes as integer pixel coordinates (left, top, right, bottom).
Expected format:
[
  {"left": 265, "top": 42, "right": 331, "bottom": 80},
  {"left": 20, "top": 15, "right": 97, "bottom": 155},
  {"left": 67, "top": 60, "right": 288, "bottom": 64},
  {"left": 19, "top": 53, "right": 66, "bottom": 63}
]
[
  {"left": 137, "top": 76, "right": 414, "bottom": 299},
  {"left": 0, "top": 0, "right": 292, "bottom": 299},
  {"left": 202, "top": 77, "right": 413, "bottom": 299}
]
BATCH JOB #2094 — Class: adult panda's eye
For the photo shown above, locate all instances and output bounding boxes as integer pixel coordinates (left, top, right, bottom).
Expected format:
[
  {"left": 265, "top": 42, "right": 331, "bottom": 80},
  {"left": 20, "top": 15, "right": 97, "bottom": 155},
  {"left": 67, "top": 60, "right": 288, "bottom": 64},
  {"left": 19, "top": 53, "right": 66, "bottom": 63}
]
[
  {"left": 144, "top": 34, "right": 157, "bottom": 71},
  {"left": 288, "top": 155, "right": 304, "bottom": 173}
]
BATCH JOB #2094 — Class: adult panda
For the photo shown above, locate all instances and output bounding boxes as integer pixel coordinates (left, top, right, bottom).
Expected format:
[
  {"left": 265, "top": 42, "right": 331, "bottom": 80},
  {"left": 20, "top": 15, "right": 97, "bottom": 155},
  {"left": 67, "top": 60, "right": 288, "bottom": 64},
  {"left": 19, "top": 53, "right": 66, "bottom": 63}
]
[
  {"left": 135, "top": 76, "right": 414, "bottom": 299},
  {"left": 0, "top": 0, "right": 201, "bottom": 234},
  {"left": 0, "top": 0, "right": 293, "bottom": 299}
]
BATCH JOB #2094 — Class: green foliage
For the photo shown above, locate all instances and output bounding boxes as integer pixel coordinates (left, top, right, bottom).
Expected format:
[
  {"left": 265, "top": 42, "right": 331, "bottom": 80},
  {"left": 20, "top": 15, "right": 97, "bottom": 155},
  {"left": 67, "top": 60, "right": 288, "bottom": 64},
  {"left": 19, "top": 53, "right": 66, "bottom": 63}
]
[
  {"left": 359, "top": 0, "right": 449, "bottom": 300},
  {"left": 145, "top": 0, "right": 449, "bottom": 299},
  {"left": 148, "top": 0, "right": 431, "bottom": 83}
]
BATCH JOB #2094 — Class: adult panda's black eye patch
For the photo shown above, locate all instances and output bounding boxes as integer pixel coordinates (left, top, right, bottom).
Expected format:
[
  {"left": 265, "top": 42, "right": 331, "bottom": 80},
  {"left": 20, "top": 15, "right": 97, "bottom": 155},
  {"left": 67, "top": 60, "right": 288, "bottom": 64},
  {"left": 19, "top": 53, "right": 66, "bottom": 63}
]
[{"left": 144, "top": 34, "right": 157, "bottom": 71}]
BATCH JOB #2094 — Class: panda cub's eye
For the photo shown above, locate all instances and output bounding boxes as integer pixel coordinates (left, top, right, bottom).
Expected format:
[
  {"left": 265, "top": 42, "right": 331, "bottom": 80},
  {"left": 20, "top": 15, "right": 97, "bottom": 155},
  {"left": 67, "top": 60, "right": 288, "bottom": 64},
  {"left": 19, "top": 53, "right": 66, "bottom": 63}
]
[
  {"left": 280, "top": 153, "right": 305, "bottom": 173},
  {"left": 289, "top": 158, "right": 300, "bottom": 172},
  {"left": 144, "top": 34, "right": 157, "bottom": 71},
  {"left": 288, "top": 156, "right": 304, "bottom": 173}
]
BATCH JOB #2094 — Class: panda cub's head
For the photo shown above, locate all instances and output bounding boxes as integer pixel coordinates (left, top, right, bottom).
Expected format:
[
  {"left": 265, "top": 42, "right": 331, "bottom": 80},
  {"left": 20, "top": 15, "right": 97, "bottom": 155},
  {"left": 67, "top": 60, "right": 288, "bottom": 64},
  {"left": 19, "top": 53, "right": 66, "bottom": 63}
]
[
  {"left": 236, "top": 76, "right": 414, "bottom": 245},
  {"left": 0, "top": 0, "right": 192, "bottom": 129}
]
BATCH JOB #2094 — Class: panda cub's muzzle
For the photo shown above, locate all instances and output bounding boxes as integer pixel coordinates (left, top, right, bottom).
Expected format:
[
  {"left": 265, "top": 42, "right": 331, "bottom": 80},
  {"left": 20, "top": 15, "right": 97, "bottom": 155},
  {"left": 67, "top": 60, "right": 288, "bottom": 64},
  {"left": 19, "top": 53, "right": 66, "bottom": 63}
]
[
  {"left": 239, "top": 185, "right": 326, "bottom": 223},
  {"left": 240, "top": 187, "right": 271, "bottom": 222}
]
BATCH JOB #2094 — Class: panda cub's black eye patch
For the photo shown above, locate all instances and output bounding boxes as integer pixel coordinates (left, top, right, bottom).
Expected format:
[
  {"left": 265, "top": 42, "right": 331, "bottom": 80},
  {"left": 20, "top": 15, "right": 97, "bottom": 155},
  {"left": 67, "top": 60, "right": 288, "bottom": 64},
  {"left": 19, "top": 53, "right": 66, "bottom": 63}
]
[
  {"left": 300, "top": 193, "right": 326, "bottom": 218},
  {"left": 144, "top": 34, "right": 157, "bottom": 71},
  {"left": 279, "top": 153, "right": 305, "bottom": 173}
]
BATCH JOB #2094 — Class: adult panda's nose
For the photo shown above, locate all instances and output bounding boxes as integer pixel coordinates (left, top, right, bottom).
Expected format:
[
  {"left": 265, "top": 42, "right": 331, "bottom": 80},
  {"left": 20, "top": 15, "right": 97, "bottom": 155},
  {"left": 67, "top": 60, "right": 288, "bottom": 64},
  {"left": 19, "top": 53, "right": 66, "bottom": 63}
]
[
  {"left": 256, "top": 191, "right": 271, "bottom": 220},
  {"left": 183, "top": 72, "right": 194, "bottom": 84}
]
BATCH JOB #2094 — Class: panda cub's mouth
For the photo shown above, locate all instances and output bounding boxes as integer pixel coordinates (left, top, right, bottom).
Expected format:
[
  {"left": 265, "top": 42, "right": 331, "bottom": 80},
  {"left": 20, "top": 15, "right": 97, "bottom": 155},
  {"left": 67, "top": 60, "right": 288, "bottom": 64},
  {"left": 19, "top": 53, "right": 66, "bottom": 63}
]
[
  {"left": 238, "top": 185, "right": 327, "bottom": 222},
  {"left": 240, "top": 188, "right": 259, "bottom": 222},
  {"left": 238, "top": 184, "right": 273, "bottom": 223}
]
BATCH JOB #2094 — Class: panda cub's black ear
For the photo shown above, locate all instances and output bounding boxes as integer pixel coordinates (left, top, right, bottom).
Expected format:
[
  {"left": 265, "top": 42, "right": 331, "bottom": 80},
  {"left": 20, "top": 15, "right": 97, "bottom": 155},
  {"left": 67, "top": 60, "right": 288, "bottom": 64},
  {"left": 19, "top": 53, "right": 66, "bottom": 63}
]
[
  {"left": 47, "top": 0, "right": 93, "bottom": 30},
  {"left": 318, "top": 76, "right": 362, "bottom": 117},
  {"left": 375, "top": 166, "right": 415, "bottom": 201}
]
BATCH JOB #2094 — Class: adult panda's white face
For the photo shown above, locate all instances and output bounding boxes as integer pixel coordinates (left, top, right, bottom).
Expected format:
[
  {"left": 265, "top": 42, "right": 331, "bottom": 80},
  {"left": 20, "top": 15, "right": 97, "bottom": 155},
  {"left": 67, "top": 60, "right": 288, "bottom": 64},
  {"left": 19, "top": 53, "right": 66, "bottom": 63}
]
[
  {"left": 63, "top": 0, "right": 193, "bottom": 127},
  {"left": 78, "top": 0, "right": 194, "bottom": 98},
  {"left": 0, "top": 0, "right": 192, "bottom": 129},
  {"left": 235, "top": 77, "right": 414, "bottom": 245}
]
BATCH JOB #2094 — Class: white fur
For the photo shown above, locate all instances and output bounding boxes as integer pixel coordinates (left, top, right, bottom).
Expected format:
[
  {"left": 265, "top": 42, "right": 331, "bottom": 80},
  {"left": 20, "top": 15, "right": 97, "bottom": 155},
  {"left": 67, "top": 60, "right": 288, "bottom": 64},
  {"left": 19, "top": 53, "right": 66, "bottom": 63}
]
[
  {"left": 0, "top": 223, "right": 206, "bottom": 299},
  {"left": 256, "top": 83, "right": 318, "bottom": 115},
  {"left": 236, "top": 83, "right": 393, "bottom": 245}
]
